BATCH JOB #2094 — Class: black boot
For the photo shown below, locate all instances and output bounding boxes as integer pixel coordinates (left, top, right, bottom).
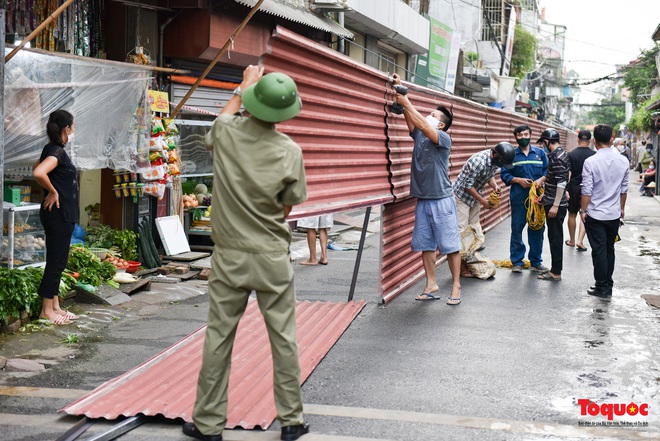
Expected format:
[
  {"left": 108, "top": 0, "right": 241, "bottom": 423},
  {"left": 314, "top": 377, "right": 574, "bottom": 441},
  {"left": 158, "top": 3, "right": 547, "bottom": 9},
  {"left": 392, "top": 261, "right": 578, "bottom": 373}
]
[
  {"left": 182, "top": 422, "right": 223, "bottom": 441},
  {"left": 281, "top": 423, "right": 310, "bottom": 440},
  {"left": 587, "top": 286, "right": 612, "bottom": 298}
]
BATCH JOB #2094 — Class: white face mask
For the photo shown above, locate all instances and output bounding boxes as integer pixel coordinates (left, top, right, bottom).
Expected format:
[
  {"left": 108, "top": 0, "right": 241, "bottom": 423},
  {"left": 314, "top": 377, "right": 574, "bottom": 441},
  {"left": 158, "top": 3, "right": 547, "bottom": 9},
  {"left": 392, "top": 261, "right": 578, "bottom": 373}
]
[
  {"left": 425, "top": 115, "right": 440, "bottom": 129},
  {"left": 67, "top": 132, "right": 74, "bottom": 144}
]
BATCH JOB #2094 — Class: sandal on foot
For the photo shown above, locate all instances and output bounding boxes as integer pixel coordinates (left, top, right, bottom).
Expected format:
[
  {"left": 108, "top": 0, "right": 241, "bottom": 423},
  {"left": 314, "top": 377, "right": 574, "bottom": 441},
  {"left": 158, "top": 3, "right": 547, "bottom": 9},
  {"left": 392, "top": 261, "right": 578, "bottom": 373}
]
[
  {"left": 39, "top": 315, "right": 71, "bottom": 326},
  {"left": 576, "top": 245, "right": 588, "bottom": 252},
  {"left": 64, "top": 311, "right": 79, "bottom": 320},
  {"left": 415, "top": 293, "right": 441, "bottom": 301},
  {"left": 565, "top": 240, "right": 575, "bottom": 247},
  {"left": 447, "top": 297, "right": 461, "bottom": 305},
  {"left": 299, "top": 261, "right": 318, "bottom": 266},
  {"left": 537, "top": 272, "right": 561, "bottom": 281}
]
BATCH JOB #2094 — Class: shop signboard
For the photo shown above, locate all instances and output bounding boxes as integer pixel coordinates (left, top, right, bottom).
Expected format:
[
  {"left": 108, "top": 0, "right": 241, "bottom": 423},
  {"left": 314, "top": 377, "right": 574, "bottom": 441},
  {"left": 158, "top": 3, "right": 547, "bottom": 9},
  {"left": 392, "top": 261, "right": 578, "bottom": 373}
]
[
  {"left": 149, "top": 90, "right": 170, "bottom": 113},
  {"left": 414, "top": 15, "right": 461, "bottom": 94}
]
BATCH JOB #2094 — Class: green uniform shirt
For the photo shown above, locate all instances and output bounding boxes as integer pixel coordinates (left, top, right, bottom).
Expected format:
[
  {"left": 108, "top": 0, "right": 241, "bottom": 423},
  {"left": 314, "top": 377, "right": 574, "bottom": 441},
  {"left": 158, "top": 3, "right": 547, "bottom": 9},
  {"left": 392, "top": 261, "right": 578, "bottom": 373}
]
[{"left": 205, "top": 114, "right": 307, "bottom": 253}]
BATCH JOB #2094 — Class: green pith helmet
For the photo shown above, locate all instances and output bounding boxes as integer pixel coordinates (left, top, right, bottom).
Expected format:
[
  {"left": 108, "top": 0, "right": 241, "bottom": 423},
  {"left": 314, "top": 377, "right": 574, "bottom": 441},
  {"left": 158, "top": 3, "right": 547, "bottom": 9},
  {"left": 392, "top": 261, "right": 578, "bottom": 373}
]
[{"left": 242, "top": 72, "right": 302, "bottom": 123}]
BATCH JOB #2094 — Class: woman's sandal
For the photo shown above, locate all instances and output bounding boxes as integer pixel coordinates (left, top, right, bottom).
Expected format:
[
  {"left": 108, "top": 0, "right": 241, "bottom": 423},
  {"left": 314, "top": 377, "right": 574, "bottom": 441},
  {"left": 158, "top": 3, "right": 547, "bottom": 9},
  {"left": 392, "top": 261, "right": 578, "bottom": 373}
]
[
  {"left": 39, "top": 315, "right": 72, "bottom": 326},
  {"left": 64, "top": 311, "right": 80, "bottom": 320}
]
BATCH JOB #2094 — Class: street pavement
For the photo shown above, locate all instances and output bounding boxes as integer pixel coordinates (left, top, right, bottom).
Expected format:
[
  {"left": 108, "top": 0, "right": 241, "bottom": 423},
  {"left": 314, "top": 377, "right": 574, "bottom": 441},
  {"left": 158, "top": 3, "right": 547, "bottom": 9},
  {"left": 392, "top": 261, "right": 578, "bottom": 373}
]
[{"left": 0, "top": 175, "right": 659, "bottom": 441}]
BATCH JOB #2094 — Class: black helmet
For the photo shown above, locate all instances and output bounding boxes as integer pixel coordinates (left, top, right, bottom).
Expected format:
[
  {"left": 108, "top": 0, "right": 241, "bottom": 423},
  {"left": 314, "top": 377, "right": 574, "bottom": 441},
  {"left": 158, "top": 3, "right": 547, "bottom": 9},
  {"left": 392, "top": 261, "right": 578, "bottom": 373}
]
[
  {"left": 537, "top": 128, "right": 560, "bottom": 143},
  {"left": 492, "top": 142, "right": 516, "bottom": 168}
]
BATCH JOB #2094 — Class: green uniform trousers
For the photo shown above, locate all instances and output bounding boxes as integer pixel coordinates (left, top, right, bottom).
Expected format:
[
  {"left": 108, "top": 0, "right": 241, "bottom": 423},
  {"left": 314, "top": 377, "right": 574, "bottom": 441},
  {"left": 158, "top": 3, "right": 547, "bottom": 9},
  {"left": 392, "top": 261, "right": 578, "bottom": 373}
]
[{"left": 192, "top": 247, "right": 304, "bottom": 435}]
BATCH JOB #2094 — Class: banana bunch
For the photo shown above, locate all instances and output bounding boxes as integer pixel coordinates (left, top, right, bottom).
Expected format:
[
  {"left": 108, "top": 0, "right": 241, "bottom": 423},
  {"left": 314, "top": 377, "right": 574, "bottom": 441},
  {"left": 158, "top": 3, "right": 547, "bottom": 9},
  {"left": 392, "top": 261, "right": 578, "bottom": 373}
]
[{"left": 488, "top": 188, "right": 501, "bottom": 208}]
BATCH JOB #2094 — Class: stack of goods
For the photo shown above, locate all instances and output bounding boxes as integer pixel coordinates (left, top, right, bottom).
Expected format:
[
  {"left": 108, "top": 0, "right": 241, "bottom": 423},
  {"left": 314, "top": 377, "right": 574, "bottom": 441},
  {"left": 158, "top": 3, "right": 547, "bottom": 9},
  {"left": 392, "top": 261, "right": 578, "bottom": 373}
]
[{"left": 139, "top": 115, "right": 182, "bottom": 199}]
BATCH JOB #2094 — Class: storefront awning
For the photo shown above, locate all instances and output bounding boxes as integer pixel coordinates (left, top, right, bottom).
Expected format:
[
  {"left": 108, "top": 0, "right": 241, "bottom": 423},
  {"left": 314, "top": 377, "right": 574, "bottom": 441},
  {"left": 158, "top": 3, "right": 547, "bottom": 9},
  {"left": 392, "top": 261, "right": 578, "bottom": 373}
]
[{"left": 234, "top": 0, "right": 354, "bottom": 39}]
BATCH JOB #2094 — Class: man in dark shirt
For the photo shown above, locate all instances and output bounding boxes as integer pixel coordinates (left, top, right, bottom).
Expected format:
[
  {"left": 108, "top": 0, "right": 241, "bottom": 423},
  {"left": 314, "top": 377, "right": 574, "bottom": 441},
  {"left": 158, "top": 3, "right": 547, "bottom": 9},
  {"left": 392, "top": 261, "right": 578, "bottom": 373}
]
[
  {"left": 535, "top": 129, "right": 570, "bottom": 281},
  {"left": 566, "top": 130, "right": 595, "bottom": 251}
]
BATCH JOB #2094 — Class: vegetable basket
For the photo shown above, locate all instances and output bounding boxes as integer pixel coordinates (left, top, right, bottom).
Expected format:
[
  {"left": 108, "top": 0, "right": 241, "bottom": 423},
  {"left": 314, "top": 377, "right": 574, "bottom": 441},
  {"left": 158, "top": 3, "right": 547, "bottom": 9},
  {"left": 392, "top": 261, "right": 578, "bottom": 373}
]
[{"left": 89, "top": 248, "right": 108, "bottom": 260}]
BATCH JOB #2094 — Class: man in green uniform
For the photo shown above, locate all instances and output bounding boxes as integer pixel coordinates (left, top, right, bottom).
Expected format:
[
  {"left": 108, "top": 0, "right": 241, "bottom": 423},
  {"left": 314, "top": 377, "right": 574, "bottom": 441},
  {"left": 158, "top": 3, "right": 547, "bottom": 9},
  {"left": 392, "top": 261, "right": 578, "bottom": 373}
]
[{"left": 182, "top": 65, "right": 309, "bottom": 441}]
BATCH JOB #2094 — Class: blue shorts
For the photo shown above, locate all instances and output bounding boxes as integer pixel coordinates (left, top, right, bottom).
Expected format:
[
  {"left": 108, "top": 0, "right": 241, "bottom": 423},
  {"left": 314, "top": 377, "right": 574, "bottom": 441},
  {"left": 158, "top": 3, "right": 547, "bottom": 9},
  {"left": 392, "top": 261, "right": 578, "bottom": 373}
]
[{"left": 411, "top": 198, "right": 461, "bottom": 254}]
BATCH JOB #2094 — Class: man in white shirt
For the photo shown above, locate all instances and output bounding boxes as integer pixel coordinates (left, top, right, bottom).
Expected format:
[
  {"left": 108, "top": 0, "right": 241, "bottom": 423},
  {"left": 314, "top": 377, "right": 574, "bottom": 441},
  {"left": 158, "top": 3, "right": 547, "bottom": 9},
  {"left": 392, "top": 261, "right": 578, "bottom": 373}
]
[{"left": 580, "top": 124, "right": 629, "bottom": 298}]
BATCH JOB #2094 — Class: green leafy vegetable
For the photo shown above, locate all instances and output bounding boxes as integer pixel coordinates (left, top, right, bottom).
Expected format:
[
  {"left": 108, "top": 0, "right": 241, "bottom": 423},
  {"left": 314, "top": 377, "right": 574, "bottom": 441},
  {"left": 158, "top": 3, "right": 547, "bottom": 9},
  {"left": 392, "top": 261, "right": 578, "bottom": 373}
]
[
  {"left": 84, "top": 225, "right": 117, "bottom": 248},
  {"left": 113, "top": 230, "right": 138, "bottom": 262},
  {"left": 0, "top": 267, "right": 44, "bottom": 325},
  {"left": 66, "top": 245, "right": 117, "bottom": 287}
]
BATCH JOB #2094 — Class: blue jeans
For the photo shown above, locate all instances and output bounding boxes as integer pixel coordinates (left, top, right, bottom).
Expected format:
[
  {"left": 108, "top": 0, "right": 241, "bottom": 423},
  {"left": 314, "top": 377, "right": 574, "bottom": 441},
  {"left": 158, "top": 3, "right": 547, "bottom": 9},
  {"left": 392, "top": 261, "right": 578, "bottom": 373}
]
[{"left": 509, "top": 197, "right": 545, "bottom": 267}]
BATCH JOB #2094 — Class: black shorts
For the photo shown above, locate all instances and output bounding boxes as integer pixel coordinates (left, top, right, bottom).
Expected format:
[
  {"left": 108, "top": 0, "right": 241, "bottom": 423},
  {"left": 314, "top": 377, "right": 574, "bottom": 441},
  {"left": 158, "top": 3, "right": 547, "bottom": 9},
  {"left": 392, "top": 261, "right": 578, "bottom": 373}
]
[{"left": 567, "top": 184, "right": 581, "bottom": 214}]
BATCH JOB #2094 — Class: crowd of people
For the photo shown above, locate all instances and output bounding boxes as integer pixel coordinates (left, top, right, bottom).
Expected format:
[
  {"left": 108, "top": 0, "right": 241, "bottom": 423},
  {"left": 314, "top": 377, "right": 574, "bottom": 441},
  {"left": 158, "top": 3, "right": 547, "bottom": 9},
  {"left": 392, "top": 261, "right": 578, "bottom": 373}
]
[{"left": 392, "top": 79, "right": 637, "bottom": 305}]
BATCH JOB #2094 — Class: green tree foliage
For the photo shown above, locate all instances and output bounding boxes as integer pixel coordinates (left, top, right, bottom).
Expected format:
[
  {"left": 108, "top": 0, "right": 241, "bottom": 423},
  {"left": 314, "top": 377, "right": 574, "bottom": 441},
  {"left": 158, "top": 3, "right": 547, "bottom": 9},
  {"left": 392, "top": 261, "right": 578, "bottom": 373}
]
[
  {"left": 628, "top": 95, "right": 660, "bottom": 132},
  {"left": 621, "top": 43, "right": 660, "bottom": 106},
  {"left": 584, "top": 97, "right": 626, "bottom": 128},
  {"left": 510, "top": 25, "right": 537, "bottom": 81}
]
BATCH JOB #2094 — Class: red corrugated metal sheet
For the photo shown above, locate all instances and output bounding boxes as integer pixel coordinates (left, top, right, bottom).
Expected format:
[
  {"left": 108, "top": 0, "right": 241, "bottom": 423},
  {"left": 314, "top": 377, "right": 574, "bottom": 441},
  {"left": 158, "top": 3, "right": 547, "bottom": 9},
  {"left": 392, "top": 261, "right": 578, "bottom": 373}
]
[
  {"left": 61, "top": 300, "right": 366, "bottom": 429},
  {"left": 379, "top": 198, "right": 445, "bottom": 303},
  {"left": 261, "top": 27, "right": 394, "bottom": 219}
]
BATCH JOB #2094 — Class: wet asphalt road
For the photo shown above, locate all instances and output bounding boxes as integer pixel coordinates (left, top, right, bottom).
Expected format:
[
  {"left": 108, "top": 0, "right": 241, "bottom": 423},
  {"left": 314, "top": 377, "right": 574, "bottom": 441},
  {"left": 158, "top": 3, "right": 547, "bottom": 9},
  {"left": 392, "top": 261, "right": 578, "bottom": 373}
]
[{"left": 0, "top": 191, "right": 658, "bottom": 441}]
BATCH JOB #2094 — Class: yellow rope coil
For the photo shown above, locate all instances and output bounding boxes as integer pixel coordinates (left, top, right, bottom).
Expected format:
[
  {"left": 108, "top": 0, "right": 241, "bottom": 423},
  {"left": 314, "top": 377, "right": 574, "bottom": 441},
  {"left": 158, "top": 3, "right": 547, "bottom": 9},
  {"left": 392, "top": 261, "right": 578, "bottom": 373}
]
[
  {"left": 492, "top": 259, "right": 531, "bottom": 269},
  {"left": 525, "top": 183, "right": 545, "bottom": 230},
  {"left": 488, "top": 188, "right": 501, "bottom": 208}
]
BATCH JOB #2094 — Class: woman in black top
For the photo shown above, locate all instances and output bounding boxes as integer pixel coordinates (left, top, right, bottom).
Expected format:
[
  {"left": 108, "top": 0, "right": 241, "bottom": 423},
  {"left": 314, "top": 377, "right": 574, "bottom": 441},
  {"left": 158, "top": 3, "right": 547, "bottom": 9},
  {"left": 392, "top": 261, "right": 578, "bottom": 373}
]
[{"left": 33, "top": 110, "right": 79, "bottom": 325}]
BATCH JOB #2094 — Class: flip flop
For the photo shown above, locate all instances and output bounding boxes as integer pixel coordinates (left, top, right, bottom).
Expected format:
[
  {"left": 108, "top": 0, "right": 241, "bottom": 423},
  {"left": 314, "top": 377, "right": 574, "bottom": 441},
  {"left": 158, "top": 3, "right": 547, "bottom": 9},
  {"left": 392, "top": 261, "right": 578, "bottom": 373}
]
[
  {"left": 576, "top": 245, "right": 588, "bottom": 252},
  {"left": 565, "top": 240, "right": 575, "bottom": 247},
  {"left": 415, "top": 293, "right": 441, "bottom": 301},
  {"left": 299, "top": 261, "right": 318, "bottom": 266},
  {"left": 447, "top": 297, "right": 461, "bottom": 305},
  {"left": 318, "top": 260, "right": 328, "bottom": 265},
  {"left": 537, "top": 272, "right": 561, "bottom": 281}
]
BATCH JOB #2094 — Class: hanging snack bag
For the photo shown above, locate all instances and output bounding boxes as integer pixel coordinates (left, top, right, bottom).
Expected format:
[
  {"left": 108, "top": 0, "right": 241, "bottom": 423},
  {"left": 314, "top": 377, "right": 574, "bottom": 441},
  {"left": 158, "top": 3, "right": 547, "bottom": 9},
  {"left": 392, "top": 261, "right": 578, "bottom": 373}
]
[
  {"left": 152, "top": 115, "right": 165, "bottom": 136},
  {"left": 149, "top": 151, "right": 163, "bottom": 163},
  {"left": 168, "top": 162, "right": 181, "bottom": 176},
  {"left": 167, "top": 149, "right": 179, "bottom": 164},
  {"left": 149, "top": 136, "right": 165, "bottom": 151},
  {"left": 144, "top": 182, "right": 166, "bottom": 199},
  {"left": 139, "top": 165, "right": 166, "bottom": 181},
  {"left": 163, "top": 118, "right": 179, "bottom": 135},
  {"left": 166, "top": 136, "right": 177, "bottom": 150}
]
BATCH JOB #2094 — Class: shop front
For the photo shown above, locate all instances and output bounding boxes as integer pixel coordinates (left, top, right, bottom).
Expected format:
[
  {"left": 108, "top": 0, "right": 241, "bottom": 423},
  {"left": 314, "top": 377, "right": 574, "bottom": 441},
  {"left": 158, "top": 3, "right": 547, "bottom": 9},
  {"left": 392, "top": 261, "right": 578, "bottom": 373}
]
[{"left": 1, "top": 45, "right": 157, "bottom": 267}]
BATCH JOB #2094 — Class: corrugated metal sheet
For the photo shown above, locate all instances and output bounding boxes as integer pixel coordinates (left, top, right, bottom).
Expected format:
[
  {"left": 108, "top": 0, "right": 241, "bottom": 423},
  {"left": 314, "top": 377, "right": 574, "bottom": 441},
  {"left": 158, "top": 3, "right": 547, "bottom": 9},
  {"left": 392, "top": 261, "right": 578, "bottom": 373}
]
[
  {"left": 235, "top": 0, "right": 354, "bottom": 38},
  {"left": 61, "top": 300, "right": 366, "bottom": 429},
  {"left": 380, "top": 197, "right": 446, "bottom": 302},
  {"left": 261, "top": 27, "right": 393, "bottom": 219}
]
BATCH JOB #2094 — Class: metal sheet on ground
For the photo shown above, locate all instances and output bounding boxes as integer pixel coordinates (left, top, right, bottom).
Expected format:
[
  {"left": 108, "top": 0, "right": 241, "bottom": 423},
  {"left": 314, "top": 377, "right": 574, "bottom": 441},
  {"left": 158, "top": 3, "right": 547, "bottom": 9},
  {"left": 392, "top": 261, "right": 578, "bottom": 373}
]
[{"left": 60, "top": 300, "right": 367, "bottom": 430}]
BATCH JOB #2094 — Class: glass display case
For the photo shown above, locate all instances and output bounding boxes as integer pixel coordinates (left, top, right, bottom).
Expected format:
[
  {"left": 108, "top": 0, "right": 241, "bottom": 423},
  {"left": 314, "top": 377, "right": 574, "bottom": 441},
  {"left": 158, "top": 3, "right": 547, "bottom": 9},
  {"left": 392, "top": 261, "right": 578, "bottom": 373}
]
[{"left": 2, "top": 203, "right": 46, "bottom": 269}]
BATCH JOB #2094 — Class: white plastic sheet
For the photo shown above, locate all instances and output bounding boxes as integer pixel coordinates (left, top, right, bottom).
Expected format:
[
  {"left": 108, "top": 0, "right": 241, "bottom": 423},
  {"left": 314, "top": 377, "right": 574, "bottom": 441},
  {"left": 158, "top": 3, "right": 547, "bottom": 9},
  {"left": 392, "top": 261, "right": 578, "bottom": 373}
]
[{"left": 3, "top": 48, "right": 152, "bottom": 174}]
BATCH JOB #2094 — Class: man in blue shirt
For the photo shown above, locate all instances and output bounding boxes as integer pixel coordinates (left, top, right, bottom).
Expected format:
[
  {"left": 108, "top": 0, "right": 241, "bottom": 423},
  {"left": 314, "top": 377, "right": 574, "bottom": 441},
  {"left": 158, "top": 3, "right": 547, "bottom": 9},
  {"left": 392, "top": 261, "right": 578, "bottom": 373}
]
[
  {"left": 393, "top": 74, "right": 462, "bottom": 305},
  {"left": 500, "top": 125, "right": 549, "bottom": 273}
]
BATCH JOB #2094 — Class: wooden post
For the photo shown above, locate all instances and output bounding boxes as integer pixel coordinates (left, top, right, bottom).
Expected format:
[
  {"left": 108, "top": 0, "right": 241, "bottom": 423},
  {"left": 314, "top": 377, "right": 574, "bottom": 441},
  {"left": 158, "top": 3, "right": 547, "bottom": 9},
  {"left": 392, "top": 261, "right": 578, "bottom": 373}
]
[
  {"left": 5, "top": 0, "right": 75, "bottom": 63},
  {"left": 170, "top": 0, "right": 265, "bottom": 118}
]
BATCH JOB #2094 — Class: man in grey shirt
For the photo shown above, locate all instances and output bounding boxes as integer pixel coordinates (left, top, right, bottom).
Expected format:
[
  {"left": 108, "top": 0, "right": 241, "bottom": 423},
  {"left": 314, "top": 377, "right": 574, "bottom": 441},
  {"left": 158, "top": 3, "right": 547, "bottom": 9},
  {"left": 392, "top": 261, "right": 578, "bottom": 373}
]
[
  {"left": 393, "top": 74, "right": 462, "bottom": 305},
  {"left": 581, "top": 124, "right": 629, "bottom": 298}
]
